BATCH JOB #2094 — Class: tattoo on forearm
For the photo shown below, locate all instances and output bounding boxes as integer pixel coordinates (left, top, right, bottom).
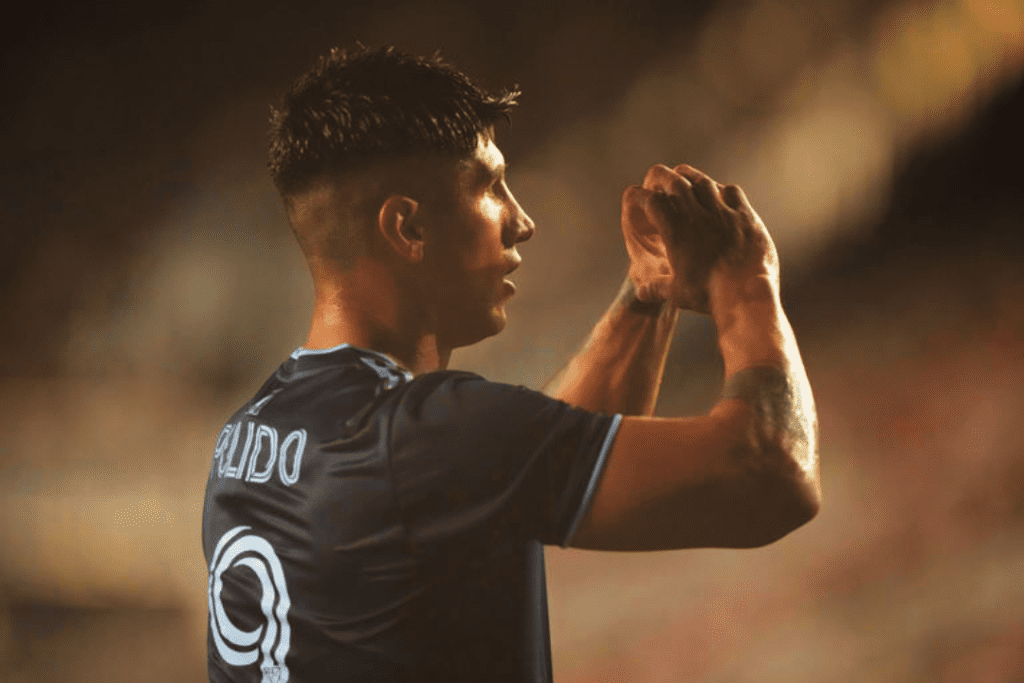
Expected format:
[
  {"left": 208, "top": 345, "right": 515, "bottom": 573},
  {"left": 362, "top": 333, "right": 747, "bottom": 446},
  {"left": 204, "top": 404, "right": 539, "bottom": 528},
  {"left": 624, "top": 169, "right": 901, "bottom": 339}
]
[{"left": 721, "top": 365, "right": 813, "bottom": 465}]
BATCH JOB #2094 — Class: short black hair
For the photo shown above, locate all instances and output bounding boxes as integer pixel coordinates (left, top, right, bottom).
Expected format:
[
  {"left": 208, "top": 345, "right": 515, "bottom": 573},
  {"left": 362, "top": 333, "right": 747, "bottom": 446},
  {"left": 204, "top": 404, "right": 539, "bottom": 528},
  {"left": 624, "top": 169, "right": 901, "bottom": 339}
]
[{"left": 268, "top": 45, "right": 520, "bottom": 197}]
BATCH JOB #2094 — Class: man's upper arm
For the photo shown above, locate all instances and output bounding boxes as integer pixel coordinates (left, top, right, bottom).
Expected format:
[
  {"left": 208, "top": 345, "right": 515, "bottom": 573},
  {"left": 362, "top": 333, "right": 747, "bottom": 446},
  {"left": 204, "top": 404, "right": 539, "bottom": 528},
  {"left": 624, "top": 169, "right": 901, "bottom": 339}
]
[
  {"left": 387, "top": 371, "right": 624, "bottom": 547},
  {"left": 567, "top": 400, "right": 818, "bottom": 551}
]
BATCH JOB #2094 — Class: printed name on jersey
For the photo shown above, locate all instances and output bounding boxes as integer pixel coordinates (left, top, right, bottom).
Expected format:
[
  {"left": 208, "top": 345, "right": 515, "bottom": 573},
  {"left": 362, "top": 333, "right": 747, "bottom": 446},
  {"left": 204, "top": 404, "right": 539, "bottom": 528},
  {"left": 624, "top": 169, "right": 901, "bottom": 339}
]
[{"left": 214, "top": 421, "right": 308, "bottom": 486}]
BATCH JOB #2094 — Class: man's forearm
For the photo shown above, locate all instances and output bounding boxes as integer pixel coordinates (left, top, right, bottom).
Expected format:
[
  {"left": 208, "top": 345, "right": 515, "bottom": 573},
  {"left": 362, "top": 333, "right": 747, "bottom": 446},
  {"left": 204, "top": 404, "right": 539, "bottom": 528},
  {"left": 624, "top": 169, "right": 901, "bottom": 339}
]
[
  {"left": 713, "top": 275, "right": 821, "bottom": 506},
  {"left": 541, "top": 275, "right": 680, "bottom": 416}
]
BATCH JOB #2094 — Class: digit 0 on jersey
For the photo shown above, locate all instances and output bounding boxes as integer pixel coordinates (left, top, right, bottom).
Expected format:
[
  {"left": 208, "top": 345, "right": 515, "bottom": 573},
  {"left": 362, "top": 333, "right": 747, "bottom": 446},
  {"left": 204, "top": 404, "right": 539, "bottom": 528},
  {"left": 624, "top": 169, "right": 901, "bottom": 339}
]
[
  {"left": 201, "top": 344, "right": 623, "bottom": 682},
  {"left": 208, "top": 526, "right": 291, "bottom": 683}
]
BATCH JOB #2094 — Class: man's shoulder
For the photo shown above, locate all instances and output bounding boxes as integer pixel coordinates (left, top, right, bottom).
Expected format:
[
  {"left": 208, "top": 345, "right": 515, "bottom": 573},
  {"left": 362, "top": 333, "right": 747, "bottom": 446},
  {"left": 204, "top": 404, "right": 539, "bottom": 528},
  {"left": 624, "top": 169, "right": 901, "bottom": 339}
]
[{"left": 391, "top": 368, "right": 536, "bottom": 415}]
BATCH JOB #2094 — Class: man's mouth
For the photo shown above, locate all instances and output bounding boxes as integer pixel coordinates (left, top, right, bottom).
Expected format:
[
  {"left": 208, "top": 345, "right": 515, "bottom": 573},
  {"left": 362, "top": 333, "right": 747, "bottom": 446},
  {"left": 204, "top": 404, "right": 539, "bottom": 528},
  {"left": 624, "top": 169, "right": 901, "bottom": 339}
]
[{"left": 501, "top": 261, "right": 520, "bottom": 296}]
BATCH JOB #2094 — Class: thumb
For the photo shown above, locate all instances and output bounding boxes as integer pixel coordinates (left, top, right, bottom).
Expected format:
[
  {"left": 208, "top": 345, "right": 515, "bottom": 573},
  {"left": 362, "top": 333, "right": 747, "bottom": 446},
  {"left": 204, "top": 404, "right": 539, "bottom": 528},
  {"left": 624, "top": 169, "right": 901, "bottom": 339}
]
[{"left": 622, "top": 185, "right": 662, "bottom": 243}]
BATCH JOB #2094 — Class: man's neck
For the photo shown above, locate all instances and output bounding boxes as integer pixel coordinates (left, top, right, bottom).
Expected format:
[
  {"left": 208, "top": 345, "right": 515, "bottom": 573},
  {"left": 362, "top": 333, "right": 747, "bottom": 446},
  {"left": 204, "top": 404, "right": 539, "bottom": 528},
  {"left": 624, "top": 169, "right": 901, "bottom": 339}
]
[{"left": 304, "top": 298, "right": 449, "bottom": 376}]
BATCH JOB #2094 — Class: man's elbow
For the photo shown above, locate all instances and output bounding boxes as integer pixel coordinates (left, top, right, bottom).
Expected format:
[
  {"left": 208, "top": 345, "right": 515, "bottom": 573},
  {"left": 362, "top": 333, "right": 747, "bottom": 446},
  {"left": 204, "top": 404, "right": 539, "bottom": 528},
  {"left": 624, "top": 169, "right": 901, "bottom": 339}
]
[
  {"left": 734, "top": 450, "right": 821, "bottom": 549},
  {"left": 752, "top": 476, "right": 820, "bottom": 547}
]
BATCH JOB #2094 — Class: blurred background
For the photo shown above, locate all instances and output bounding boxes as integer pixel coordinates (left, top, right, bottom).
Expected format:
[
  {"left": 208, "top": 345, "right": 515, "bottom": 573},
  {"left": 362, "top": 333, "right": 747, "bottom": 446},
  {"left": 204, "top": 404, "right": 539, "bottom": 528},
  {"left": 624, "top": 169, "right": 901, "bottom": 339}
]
[{"left": 2, "top": 0, "right": 1023, "bottom": 680}]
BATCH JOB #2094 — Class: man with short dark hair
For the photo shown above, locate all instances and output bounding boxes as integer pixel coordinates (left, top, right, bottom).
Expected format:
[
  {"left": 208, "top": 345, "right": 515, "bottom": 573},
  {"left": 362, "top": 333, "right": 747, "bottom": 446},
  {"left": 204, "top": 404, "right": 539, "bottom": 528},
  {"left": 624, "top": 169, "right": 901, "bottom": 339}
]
[{"left": 202, "top": 45, "right": 820, "bottom": 682}]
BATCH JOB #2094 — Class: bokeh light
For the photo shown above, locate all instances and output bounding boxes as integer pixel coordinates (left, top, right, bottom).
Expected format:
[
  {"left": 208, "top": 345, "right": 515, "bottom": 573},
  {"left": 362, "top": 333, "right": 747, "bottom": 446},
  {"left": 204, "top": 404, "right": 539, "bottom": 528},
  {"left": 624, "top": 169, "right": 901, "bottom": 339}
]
[{"left": 2, "top": 0, "right": 1024, "bottom": 680}]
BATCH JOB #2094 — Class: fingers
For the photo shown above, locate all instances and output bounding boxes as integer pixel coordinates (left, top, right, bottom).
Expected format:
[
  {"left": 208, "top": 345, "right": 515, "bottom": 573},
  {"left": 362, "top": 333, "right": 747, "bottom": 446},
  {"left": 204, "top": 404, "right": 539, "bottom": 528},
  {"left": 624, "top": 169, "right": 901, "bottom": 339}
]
[
  {"left": 623, "top": 184, "right": 690, "bottom": 253},
  {"left": 719, "top": 183, "right": 748, "bottom": 211},
  {"left": 644, "top": 163, "right": 737, "bottom": 216},
  {"left": 622, "top": 185, "right": 665, "bottom": 242},
  {"left": 628, "top": 164, "right": 754, "bottom": 253},
  {"left": 642, "top": 164, "right": 695, "bottom": 204},
  {"left": 624, "top": 185, "right": 674, "bottom": 239},
  {"left": 672, "top": 163, "right": 724, "bottom": 188},
  {"left": 674, "top": 165, "right": 722, "bottom": 213}
]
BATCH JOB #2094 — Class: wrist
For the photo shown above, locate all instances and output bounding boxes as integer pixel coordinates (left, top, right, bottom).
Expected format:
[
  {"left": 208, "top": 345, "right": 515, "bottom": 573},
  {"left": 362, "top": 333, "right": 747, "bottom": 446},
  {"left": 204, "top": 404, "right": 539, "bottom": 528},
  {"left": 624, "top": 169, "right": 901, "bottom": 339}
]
[
  {"left": 711, "top": 274, "right": 778, "bottom": 320},
  {"left": 620, "top": 275, "right": 671, "bottom": 317},
  {"left": 714, "top": 292, "right": 787, "bottom": 377}
]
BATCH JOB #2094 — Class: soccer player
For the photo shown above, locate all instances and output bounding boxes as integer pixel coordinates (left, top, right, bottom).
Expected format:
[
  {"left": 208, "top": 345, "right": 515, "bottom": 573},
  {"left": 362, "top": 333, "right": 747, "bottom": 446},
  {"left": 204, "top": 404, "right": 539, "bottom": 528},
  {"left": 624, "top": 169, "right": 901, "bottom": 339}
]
[{"left": 202, "top": 45, "right": 821, "bottom": 682}]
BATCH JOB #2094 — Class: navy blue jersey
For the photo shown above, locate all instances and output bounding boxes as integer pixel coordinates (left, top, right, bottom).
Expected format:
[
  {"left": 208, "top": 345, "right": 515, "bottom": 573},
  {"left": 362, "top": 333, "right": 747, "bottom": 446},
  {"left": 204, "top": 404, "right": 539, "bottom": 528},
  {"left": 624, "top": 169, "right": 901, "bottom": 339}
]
[{"left": 202, "top": 343, "right": 622, "bottom": 682}]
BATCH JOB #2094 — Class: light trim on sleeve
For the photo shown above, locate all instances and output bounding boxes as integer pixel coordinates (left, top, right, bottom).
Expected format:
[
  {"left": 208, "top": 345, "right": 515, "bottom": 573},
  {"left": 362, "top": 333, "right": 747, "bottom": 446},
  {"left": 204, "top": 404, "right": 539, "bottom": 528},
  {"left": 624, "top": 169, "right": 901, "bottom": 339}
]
[{"left": 560, "top": 413, "right": 623, "bottom": 548}]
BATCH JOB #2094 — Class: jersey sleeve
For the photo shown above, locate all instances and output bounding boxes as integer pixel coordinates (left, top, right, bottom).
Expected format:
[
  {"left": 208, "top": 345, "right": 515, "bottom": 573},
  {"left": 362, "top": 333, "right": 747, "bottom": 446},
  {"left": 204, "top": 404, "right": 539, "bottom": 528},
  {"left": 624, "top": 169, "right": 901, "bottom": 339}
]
[{"left": 385, "top": 370, "right": 622, "bottom": 548}]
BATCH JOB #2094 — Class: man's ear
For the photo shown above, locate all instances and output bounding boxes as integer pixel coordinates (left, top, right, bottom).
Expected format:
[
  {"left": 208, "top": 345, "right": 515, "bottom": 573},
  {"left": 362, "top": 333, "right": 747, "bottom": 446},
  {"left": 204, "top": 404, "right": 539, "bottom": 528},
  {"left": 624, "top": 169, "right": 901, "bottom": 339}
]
[{"left": 378, "top": 195, "right": 423, "bottom": 264}]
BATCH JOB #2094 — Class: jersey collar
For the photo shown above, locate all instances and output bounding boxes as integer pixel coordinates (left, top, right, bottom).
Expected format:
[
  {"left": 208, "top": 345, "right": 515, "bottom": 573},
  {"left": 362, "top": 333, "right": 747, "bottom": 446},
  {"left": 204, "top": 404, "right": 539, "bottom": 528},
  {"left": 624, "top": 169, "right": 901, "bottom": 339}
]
[{"left": 290, "top": 343, "right": 414, "bottom": 381}]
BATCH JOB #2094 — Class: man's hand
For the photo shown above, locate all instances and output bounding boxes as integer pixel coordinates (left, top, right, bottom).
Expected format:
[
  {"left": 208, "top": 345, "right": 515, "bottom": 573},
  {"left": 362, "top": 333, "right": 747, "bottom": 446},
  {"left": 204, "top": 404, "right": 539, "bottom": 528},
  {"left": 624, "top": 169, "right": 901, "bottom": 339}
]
[{"left": 621, "top": 164, "right": 779, "bottom": 315}]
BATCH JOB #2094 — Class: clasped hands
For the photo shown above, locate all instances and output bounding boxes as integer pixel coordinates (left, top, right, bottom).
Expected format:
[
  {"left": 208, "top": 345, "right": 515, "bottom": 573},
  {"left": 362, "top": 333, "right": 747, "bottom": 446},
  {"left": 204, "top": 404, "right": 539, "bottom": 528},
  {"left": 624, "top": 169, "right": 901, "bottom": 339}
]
[{"left": 621, "top": 164, "right": 779, "bottom": 316}]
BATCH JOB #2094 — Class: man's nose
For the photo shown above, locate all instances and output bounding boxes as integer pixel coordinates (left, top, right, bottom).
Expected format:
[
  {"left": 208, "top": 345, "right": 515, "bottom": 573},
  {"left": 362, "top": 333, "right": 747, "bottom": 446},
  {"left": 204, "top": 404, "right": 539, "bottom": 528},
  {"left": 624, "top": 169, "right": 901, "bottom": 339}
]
[{"left": 513, "top": 212, "right": 536, "bottom": 244}]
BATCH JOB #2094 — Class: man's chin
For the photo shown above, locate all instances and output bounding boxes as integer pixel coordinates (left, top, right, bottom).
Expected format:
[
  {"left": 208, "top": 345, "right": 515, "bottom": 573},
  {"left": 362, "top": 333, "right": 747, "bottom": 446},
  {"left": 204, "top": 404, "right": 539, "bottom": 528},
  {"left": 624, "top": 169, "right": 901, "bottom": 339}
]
[{"left": 448, "top": 308, "right": 508, "bottom": 349}]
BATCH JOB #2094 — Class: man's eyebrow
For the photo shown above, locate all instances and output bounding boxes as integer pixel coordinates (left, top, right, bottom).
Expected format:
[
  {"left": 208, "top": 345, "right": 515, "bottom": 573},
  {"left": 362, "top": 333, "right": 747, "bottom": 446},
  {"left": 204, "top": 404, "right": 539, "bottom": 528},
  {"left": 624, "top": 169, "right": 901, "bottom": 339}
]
[
  {"left": 471, "top": 161, "right": 506, "bottom": 186},
  {"left": 484, "top": 161, "right": 506, "bottom": 182}
]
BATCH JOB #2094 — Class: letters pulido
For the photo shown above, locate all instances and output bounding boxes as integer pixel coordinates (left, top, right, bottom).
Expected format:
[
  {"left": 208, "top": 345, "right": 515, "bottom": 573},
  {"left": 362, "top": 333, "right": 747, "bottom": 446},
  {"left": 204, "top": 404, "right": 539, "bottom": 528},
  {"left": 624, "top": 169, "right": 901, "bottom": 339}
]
[{"left": 214, "top": 421, "right": 308, "bottom": 486}]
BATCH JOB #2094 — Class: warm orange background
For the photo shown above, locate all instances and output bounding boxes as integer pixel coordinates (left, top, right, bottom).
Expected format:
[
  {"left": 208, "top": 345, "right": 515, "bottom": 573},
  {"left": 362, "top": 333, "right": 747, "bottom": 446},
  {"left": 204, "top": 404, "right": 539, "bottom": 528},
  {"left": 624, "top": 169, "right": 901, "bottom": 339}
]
[{"left": 3, "top": 0, "right": 1023, "bottom": 680}]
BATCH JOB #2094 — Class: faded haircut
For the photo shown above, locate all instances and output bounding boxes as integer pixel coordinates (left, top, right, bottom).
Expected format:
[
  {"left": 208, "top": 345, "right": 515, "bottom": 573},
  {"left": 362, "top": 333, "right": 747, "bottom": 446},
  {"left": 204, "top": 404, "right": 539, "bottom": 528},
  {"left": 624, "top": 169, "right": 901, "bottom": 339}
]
[{"left": 268, "top": 44, "right": 520, "bottom": 199}]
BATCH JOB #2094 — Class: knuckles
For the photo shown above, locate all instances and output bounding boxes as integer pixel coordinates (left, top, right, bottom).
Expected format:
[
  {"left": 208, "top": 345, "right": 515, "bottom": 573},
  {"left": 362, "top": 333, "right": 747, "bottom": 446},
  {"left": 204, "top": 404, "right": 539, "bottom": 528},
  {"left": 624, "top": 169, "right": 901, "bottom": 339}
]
[
  {"left": 621, "top": 184, "right": 646, "bottom": 202},
  {"left": 622, "top": 164, "right": 776, "bottom": 315}
]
